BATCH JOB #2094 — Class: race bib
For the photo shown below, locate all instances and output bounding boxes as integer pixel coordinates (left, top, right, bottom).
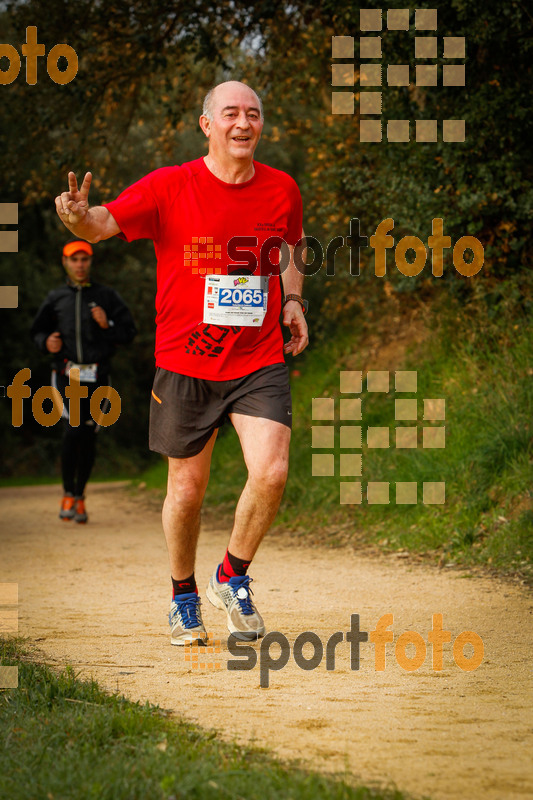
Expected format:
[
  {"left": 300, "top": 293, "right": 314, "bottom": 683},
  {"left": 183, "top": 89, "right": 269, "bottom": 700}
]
[
  {"left": 203, "top": 275, "right": 268, "bottom": 327},
  {"left": 66, "top": 361, "right": 98, "bottom": 383}
]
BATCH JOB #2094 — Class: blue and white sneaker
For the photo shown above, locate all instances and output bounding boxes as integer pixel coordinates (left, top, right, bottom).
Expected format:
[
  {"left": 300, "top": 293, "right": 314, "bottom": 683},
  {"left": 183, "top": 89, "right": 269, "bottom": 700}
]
[
  {"left": 206, "top": 569, "right": 265, "bottom": 641},
  {"left": 169, "top": 592, "right": 207, "bottom": 646}
]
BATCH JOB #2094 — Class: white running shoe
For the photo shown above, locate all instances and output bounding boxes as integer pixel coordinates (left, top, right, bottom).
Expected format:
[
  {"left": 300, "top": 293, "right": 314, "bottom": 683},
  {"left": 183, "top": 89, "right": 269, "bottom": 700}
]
[
  {"left": 169, "top": 592, "right": 207, "bottom": 646},
  {"left": 206, "top": 568, "right": 265, "bottom": 641}
]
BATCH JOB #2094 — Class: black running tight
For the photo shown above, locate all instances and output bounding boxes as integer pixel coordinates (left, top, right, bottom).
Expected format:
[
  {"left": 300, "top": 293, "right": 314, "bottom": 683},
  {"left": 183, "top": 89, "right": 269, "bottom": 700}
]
[{"left": 61, "top": 422, "right": 97, "bottom": 497}]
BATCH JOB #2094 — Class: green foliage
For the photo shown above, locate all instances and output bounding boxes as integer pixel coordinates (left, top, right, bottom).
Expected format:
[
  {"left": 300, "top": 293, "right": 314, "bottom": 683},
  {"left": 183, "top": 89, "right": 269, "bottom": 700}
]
[
  {"left": 0, "top": 0, "right": 530, "bottom": 481},
  {"left": 185, "top": 275, "right": 532, "bottom": 577}
]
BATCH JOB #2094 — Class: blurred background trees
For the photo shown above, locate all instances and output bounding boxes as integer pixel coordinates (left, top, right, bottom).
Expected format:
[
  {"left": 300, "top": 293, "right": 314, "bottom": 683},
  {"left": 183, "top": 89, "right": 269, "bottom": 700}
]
[{"left": 1, "top": 0, "right": 531, "bottom": 477}]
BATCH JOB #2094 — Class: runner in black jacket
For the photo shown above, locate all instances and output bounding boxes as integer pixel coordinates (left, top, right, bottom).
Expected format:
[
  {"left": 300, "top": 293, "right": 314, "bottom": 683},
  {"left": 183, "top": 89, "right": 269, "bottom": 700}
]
[{"left": 30, "top": 240, "right": 137, "bottom": 522}]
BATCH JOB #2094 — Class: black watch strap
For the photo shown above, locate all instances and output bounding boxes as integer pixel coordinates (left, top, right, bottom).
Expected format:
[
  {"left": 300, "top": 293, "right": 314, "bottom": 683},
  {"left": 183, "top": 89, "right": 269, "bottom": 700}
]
[{"left": 284, "top": 294, "right": 308, "bottom": 314}]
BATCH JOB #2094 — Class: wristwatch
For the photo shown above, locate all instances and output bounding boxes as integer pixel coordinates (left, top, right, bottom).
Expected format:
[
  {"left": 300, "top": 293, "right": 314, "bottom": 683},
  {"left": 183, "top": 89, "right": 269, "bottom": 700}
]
[{"left": 283, "top": 294, "right": 308, "bottom": 315}]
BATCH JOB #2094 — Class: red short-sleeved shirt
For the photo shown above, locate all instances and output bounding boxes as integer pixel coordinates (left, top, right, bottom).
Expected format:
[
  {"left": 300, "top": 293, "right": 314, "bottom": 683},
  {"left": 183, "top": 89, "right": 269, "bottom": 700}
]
[{"left": 104, "top": 157, "right": 303, "bottom": 380}]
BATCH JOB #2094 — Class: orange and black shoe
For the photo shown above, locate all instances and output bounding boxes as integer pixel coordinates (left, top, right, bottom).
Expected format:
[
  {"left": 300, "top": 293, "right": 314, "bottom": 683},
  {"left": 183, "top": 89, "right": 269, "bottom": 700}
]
[
  {"left": 74, "top": 496, "right": 88, "bottom": 524},
  {"left": 59, "top": 493, "right": 75, "bottom": 521}
]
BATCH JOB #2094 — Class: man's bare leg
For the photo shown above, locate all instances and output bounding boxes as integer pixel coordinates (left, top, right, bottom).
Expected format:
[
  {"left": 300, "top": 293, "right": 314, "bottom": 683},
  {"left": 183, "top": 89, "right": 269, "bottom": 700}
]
[
  {"left": 227, "top": 413, "right": 291, "bottom": 560},
  {"left": 205, "top": 413, "right": 290, "bottom": 639},
  {"left": 162, "top": 430, "right": 217, "bottom": 580}
]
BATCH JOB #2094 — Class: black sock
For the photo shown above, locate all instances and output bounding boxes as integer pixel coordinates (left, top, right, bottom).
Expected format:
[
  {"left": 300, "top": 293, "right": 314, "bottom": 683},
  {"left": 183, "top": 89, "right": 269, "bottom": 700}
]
[
  {"left": 219, "top": 550, "right": 251, "bottom": 581},
  {"left": 172, "top": 573, "right": 197, "bottom": 597}
]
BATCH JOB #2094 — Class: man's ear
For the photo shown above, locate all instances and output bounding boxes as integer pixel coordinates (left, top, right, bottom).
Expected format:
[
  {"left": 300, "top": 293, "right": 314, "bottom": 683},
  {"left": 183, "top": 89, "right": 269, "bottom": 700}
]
[
  {"left": 199, "top": 114, "right": 211, "bottom": 137},
  {"left": 62, "top": 256, "right": 68, "bottom": 269}
]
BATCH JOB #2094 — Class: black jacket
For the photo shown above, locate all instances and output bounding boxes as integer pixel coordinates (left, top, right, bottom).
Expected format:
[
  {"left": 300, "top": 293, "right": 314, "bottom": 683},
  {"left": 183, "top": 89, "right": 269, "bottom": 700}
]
[{"left": 30, "top": 281, "right": 137, "bottom": 374}]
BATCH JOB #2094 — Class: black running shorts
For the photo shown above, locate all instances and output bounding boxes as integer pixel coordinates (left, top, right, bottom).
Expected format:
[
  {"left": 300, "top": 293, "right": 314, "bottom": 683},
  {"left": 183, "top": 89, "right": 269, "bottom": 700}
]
[{"left": 149, "top": 363, "right": 292, "bottom": 458}]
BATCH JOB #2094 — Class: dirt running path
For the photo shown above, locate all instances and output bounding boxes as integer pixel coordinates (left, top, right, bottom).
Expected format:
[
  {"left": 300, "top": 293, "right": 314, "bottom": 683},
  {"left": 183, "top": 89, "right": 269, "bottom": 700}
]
[{"left": 1, "top": 483, "right": 532, "bottom": 800}]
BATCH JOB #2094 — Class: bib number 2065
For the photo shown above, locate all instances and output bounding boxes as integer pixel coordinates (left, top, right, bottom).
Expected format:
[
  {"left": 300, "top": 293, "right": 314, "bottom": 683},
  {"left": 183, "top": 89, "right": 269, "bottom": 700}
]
[
  {"left": 203, "top": 274, "right": 268, "bottom": 327},
  {"left": 219, "top": 287, "right": 263, "bottom": 306}
]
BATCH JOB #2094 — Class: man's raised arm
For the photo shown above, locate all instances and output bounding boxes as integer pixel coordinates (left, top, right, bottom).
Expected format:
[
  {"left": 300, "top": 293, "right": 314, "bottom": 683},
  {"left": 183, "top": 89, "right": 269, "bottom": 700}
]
[{"left": 55, "top": 171, "right": 120, "bottom": 243}]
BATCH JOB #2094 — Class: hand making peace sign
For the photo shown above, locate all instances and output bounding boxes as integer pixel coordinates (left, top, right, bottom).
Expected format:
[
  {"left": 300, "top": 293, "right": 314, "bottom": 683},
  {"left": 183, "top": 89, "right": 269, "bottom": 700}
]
[
  {"left": 55, "top": 171, "right": 92, "bottom": 226},
  {"left": 54, "top": 172, "right": 119, "bottom": 241}
]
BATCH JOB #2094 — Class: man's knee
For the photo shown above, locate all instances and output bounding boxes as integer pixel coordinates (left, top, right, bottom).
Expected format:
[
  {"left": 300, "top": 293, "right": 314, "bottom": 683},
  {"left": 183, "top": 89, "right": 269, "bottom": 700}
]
[
  {"left": 166, "top": 471, "right": 207, "bottom": 511},
  {"left": 249, "top": 458, "right": 288, "bottom": 494}
]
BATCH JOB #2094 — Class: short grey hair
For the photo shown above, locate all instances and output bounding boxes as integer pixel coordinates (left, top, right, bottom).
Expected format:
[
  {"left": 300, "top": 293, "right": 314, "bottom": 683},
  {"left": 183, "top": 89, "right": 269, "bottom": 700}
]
[{"left": 202, "top": 83, "right": 263, "bottom": 121}]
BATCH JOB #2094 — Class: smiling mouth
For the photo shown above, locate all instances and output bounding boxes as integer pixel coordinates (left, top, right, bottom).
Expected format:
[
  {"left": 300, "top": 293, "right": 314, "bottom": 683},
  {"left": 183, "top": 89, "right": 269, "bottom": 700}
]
[{"left": 233, "top": 136, "right": 251, "bottom": 142}]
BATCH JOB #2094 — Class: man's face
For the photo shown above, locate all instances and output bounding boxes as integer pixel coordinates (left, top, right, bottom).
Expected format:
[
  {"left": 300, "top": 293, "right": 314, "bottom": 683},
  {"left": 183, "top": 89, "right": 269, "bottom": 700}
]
[
  {"left": 201, "top": 83, "right": 263, "bottom": 162},
  {"left": 63, "top": 251, "right": 92, "bottom": 284}
]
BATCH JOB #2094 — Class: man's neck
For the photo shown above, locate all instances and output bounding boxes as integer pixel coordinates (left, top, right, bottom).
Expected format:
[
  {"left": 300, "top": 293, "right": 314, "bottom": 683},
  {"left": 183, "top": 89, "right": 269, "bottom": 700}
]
[
  {"left": 67, "top": 277, "right": 90, "bottom": 288},
  {"left": 203, "top": 154, "right": 255, "bottom": 184}
]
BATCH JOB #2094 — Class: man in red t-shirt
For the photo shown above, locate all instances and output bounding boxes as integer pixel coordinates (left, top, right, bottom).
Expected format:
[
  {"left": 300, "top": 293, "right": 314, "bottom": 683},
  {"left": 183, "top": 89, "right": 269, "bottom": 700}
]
[{"left": 55, "top": 80, "right": 308, "bottom": 646}]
